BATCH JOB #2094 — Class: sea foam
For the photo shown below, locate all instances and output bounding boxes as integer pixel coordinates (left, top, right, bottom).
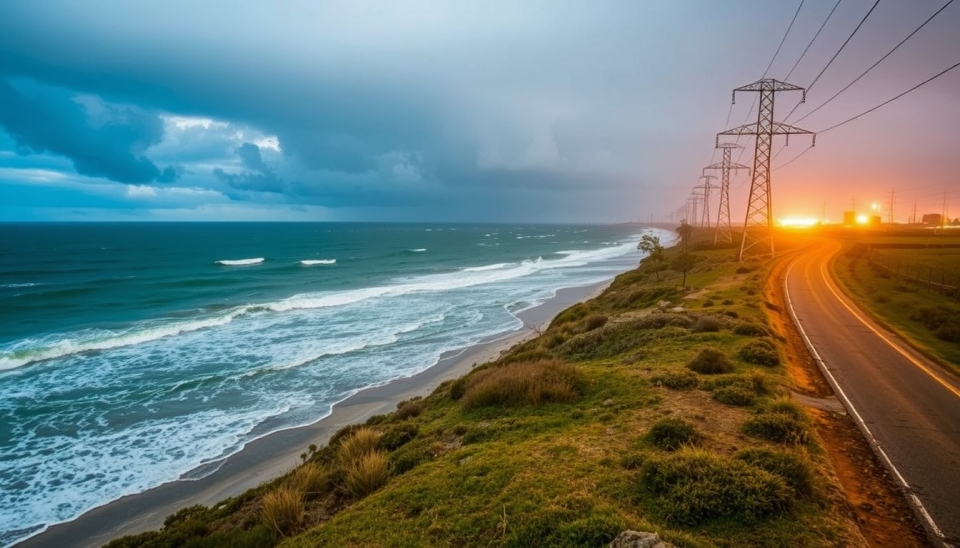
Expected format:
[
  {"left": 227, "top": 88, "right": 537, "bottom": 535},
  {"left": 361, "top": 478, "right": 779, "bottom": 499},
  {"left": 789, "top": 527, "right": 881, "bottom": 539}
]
[
  {"left": 300, "top": 259, "right": 336, "bottom": 266},
  {"left": 215, "top": 258, "right": 264, "bottom": 266}
]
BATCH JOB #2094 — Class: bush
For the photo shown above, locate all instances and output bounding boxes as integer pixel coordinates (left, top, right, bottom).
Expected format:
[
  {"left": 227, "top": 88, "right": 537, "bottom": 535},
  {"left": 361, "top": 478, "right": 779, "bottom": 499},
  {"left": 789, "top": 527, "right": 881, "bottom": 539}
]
[
  {"left": 686, "top": 347, "right": 734, "bottom": 375},
  {"left": 739, "top": 339, "right": 780, "bottom": 366},
  {"left": 395, "top": 399, "right": 424, "bottom": 420},
  {"left": 639, "top": 449, "right": 791, "bottom": 525},
  {"left": 460, "top": 359, "right": 583, "bottom": 410},
  {"left": 344, "top": 450, "right": 391, "bottom": 498},
  {"left": 692, "top": 315, "right": 721, "bottom": 332},
  {"left": 651, "top": 370, "right": 699, "bottom": 390},
  {"left": 338, "top": 427, "right": 382, "bottom": 467},
  {"left": 743, "top": 413, "right": 809, "bottom": 445},
  {"left": 649, "top": 418, "right": 700, "bottom": 450},
  {"left": 581, "top": 314, "right": 609, "bottom": 332},
  {"left": 765, "top": 397, "right": 805, "bottom": 420},
  {"left": 390, "top": 441, "right": 434, "bottom": 474},
  {"left": 701, "top": 299, "right": 714, "bottom": 308},
  {"left": 747, "top": 369, "right": 774, "bottom": 394},
  {"left": 733, "top": 322, "right": 769, "bottom": 337},
  {"left": 735, "top": 266, "right": 753, "bottom": 274},
  {"left": 261, "top": 487, "right": 303, "bottom": 537},
  {"left": 449, "top": 377, "right": 468, "bottom": 400},
  {"left": 713, "top": 384, "right": 756, "bottom": 406},
  {"left": 379, "top": 423, "right": 419, "bottom": 451},
  {"left": 735, "top": 448, "right": 815, "bottom": 498},
  {"left": 722, "top": 299, "right": 736, "bottom": 306},
  {"left": 549, "top": 302, "right": 590, "bottom": 328}
]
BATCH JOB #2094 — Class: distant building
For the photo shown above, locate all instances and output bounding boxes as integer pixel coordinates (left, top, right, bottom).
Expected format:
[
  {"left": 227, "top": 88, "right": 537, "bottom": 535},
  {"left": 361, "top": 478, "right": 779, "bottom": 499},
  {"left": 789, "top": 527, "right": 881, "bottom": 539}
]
[
  {"left": 843, "top": 211, "right": 856, "bottom": 226},
  {"left": 922, "top": 213, "right": 942, "bottom": 226}
]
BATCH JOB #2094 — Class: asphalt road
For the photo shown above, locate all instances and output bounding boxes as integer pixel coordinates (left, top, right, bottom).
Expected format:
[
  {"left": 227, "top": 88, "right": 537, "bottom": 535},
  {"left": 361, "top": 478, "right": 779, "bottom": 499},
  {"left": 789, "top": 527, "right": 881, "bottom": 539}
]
[{"left": 784, "top": 240, "right": 960, "bottom": 547}]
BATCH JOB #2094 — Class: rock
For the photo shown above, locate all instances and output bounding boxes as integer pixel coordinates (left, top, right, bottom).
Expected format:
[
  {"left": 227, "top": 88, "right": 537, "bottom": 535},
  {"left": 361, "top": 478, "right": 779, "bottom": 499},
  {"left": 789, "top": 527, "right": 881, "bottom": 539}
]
[
  {"left": 602, "top": 398, "right": 614, "bottom": 407},
  {"left": 670, "top": 306, "right": 685, "bottom": 313},
  {"left": 609, "top": 530, "right": 676, "bottom": 548},
  {"left": 656, "top": 300, "right": 671, "bottom": 310}
]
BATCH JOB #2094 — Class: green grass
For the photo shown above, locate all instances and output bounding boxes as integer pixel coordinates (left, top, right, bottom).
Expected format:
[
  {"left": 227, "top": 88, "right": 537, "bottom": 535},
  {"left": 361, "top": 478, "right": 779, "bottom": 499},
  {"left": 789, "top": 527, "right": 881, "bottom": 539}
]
[
  {"left": 831, "top": 238, "right": 960, "bottom": 368},
  {"left": 107, "top": 231, "right": 864, "bottom": 548}
]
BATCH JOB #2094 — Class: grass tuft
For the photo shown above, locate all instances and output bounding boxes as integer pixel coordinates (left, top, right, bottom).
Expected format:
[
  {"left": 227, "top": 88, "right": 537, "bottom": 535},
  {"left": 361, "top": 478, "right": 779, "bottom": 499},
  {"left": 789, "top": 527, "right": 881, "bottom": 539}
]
[
  {"left": 732, "top": 322, "right": 769, "bottom": 337},
  {"left": 686, "top": 347, "right": 734, "bottom": 374},
  {"left": 650, "top": 370, "right": 699, "bottom": 390},
  {"left": 460, "top": 359, "right": 582, "bottom": 410},
  {"left": 648, "top": 418, "right": 701, "bottom": 450},
  {"left": 743, "top": 413, "right": 809, "bottom": 445},
  {"left": 261, "top": 487, "right": 303, "bottom": 537},
  {"left": 739, "top": 339, "right": 781, "bottom": 366},
  {"left": 287, "top": 462, "right": 329, "bottom": 496},
  {"left": 338, "top": 427, "right": 382, "bottom": 467},
  {"left": 735, "top": 448, "right": 815, "bottom": 498},
  {"left": 344, "top": 450, "right": 391, "bottom": 498}
]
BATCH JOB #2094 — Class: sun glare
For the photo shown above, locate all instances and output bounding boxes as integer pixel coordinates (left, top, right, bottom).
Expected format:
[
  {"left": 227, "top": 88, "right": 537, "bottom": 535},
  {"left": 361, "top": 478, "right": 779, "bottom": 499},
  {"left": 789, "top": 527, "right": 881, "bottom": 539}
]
[
  {"left": 856, "top": 214, "right": 869, "bottom": 224},
  {"left": 778, "top": 217, "right": 819, "bottom": 228}
]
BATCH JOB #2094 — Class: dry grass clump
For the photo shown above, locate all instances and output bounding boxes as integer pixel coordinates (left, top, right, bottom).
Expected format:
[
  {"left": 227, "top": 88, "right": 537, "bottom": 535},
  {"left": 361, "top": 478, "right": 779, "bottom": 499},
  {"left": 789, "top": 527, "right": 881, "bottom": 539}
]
[
  {"left": 287, "top": 462, "right": 329, "bottom": 496},
  {"left": 691, "top": 315, "right": 721, "bottom": 332},
  {"left": 338, "top": 427, "right": 382, "bottom": 467},
  {"left": 732, "top": 321, "right": 769, "bottom": 337},
  {"left": 742, "top": 412, "right": 810, "bottom": 445},
  {"left": 648, "top": 418, "right": 701, "bottom": 451},
  {"left": 261, "top": 486, "right": 303, "bottom": 537},
  {"left": 650, "top": 370, "right": 699, "bottom": 390},
  {"left": 394, "top": 399, "right": 424, "bottom": 420},
  {"left": 735, "top": 448, "right": 816, "bottom": 498},
  {"left": 344, "top": 450, "right": 391, "bottom": 498},
  {"left": 460, "top": 359, "right": 583, "bottom": 410},
  {"left": 686, "top": 347, "right": 734, "bottom": 374},
  {"left": 739, "top": 339, "right": 780, "bottom": 366}
]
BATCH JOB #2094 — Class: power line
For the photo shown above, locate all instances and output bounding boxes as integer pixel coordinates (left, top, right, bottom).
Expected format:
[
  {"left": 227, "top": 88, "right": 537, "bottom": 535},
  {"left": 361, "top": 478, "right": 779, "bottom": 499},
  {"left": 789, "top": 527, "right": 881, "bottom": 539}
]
[
  {"left": 783, "top": 0, "right": 881, "bottom": 121},
  {"left": 784, "top": 0, "right": 844, "bottom": 80},
  {"left": 795, "top": 0, "right": 955, "bottom": 124},
  {"left": 819, "top": 59, "right": 960, "bottom": 134},
  {"left": 763, "top": 0, "right": 806, "bottom": 78}
]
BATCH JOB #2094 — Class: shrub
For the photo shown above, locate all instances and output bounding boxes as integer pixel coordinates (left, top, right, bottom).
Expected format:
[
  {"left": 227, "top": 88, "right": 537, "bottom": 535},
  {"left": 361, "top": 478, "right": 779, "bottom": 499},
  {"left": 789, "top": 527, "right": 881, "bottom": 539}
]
[
  {"left": 743, "top": 413, "right": 809, "bottom": 445},
  {"left": 765, "top": 397, "right": 805, "bottom": 420},
  {"left": 686, "top": 347, "right": 734, "bottom": 375},
  {"left": 549, "top": 302, "right": 590, "bottom": 328},
  {"left": 732, "top": 322, "right": 769, "bottom": 337},
  {"left": 692, "top": 315, "right": 721, "bottom": 332},
  {"left": 639, "top": 449, "right": 791, "bottom": 525},
  {"left": 460, "top": 359, "right": 583, "bottom": 410},
  {"left": 338, "top": 427, "right": 382, "bottom": 467},
  {"left": 739, "top": 339, "right": 780, "bottom": 366},
  {"left": 648, "top": 418, "right": 701, "bottom": 450},
  {"left": 582, "top": 314, "right": 609, "bottom": 332},
  {"left": 747, "top": 369, "right": 774, "bottom": 394},
  {"left": 713, "top": 384, "right": 756, "bottom": 406},
  {"left": 449, "top": 377, "right": 468, "bottom": 400},
  {"left": 261, "top": 487, "right": 303, "bottom": 537},
  {"left": 390, "top": 442, "right": 433, "bottom": 474},
  {"left": 344, "top": 450, "right": 390, "bottom": 498},
  {"left": 735, "top": 448, "right": 815, "bottom": 498},
  {"left": 635, "top": 313, "right": 695, "bottom": 330},
  {"left": 702, "top": 299, "right": 714, "bottom": 308},
  {"left": 395, "top": 399, "right": 424, "bottom": 420},
  {"left": 379, "top": 423, "right": 419, "bottom": 451},
  {"left": 651, "top": 370, "right": 699, "bottom": 390},
  {"left": 735, "top": 266, "right": 753, "bottom": 274},
  {"left": 722, "top": 299, "right": 735, "bottom": 306},
  {"left": 287, "top": 462, "right": 328, "bottom": 495}
]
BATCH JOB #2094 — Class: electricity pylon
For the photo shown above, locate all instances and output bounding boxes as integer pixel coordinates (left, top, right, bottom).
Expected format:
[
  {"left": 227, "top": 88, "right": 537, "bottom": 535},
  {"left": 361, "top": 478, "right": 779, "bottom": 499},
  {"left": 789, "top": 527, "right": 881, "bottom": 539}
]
[
  {"left": 685, "top": 195, "right": 700, "bottom": 226},
  {"left": 703, "top": 143, "right": 749, "bottom": 245},
  {"left": 693, "top": 175, "right": 717, "bottom": 228},
  {"left": 718, "top": 79, "right": 815, "bottom": 261}
]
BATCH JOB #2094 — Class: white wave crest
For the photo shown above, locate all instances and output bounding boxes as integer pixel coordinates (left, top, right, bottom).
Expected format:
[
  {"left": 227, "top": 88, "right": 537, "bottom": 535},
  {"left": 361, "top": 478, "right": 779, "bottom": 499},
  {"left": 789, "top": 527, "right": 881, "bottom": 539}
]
[
  {"left": 409, "top": 248, "right": 426, "bottom": 253},
  {"left": 300, "top": 259, "right": 336, "bottom": 266},
  {"left": 215, "top": 258, "right": 264, "bottom": 266},
  {"left": 1, "top": 282, "right": 42, "bottom": 288},
  {"left": 461, "top": 263, "right": 510, "bottom": 272}
]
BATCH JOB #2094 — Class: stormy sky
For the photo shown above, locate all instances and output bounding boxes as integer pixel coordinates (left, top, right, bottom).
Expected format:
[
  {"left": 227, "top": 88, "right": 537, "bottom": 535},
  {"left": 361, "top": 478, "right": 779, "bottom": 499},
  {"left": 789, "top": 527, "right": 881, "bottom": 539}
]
[{"left": 1, "top": 0, "right": 958, "bottom": 223}]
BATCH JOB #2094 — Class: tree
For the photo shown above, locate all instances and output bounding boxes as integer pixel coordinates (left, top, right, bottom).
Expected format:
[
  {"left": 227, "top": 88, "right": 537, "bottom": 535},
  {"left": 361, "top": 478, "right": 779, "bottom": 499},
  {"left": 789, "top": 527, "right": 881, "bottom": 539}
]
[
  {"left": 638, "top": 234, "right": 665, "bottom": 281},
  {"left": 675, "top": 222, "right": 694, "bottom": 288}
]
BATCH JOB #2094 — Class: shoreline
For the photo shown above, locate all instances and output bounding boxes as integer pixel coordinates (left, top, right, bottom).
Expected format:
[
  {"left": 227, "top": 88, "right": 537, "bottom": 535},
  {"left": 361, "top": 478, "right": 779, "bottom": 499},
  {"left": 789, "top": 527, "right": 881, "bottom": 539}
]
[{"left": 17, "top": 279, "right": 614, "bottom": 548}]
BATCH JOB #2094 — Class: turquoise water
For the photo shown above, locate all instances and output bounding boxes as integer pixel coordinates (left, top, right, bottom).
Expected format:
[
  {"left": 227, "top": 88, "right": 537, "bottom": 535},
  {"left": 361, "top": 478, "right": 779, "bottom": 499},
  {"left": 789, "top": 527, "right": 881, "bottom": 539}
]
[{"left": 0, "top": 222, "right": 670, "bottom": 545}]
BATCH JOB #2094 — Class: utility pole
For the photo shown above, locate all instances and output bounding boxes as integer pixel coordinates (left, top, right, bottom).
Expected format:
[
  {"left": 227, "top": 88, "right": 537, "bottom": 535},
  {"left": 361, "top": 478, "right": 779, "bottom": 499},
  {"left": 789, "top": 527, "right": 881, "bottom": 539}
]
[
  {"left": 887, "top": 188, "right": 895, "bottom": 225},
  {"left": 718, "top": 79, "right": 815, "bottom": 261},
  {"left": 693, "top": 175, "right": 717, "bottom": 228},
  {"left": 686, "top": 195, "right": 700, "bottom": 227},
  {"left": 912, "top": 199, "right": 917, "bottom": 225},
  {"left": 942, "top": 191, "right": 948, "bottom": 231},
  {"left": 704, "top": 143, "right": 749, "bottom": 245}
]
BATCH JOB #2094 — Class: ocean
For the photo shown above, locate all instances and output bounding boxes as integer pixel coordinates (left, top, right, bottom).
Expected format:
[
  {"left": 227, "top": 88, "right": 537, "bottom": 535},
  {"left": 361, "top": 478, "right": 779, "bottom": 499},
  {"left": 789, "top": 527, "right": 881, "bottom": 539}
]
[{"left": 0, "top": 222, "right": 670, "bottom": 545}]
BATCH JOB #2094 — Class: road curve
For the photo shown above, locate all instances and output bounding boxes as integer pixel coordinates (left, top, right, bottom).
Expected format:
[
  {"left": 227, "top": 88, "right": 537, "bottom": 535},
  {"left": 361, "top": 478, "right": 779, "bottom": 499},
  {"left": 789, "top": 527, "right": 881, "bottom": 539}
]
[{"left": 784, "top": 240, "right": 960, "bottom": 547}]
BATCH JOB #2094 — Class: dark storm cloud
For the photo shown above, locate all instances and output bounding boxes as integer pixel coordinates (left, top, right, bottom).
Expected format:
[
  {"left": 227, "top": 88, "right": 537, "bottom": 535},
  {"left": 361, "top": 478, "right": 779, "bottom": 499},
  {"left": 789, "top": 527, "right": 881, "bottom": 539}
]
[
  {"left": 0, "top": 80, "right": 184, "bottom": 184},
  {"left": 214, "top": 142, "right": 284, "bottom": 193}
]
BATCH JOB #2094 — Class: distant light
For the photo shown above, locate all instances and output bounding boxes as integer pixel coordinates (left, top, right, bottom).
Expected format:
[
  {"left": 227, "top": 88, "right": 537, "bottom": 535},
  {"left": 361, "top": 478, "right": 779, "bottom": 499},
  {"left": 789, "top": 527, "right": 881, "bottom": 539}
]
[
  {"left": 778, "top": 217, "right": 819, "bottom": 228},
  {"left": 871, "top": 203, "right": 879, "bottom": 210},
  {"left": 856, "top": 214, "right": 869, "bottom": 224}
]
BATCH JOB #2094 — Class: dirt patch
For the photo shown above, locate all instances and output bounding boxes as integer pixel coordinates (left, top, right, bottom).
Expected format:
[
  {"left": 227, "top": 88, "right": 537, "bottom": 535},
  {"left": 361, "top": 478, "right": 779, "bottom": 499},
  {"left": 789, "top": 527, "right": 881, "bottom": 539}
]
[{"left": 766, "top": 248, "right": 931, "bottom": 547}]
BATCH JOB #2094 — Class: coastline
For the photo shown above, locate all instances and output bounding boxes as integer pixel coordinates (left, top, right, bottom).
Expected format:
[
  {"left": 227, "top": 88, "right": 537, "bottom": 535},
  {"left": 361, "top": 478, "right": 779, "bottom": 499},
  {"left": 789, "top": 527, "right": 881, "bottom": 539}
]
[{"left": 17, "top": 279, "right": 614, "bottom": 548}]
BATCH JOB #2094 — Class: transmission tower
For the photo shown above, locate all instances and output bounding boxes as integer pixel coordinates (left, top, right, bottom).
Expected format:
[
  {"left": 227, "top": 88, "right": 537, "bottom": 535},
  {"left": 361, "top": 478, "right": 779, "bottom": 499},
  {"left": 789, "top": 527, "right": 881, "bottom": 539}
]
[
  {"left": 703, "top": 143, "right": 749, "bottom": 245},
  {"left": 685, "top": 195, "right": 700, "bottom": 226},
  {"left": 718, "top": 79, "right": 815, "bottom": 261},
  {"left": 693, "top": 175, "right": 717, "bottom": 228}
]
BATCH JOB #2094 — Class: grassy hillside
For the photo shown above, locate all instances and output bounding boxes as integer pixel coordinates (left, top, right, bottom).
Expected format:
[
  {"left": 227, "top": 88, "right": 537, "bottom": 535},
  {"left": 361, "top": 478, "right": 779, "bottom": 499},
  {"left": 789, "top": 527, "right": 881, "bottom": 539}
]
[{"left": 107, "top": 232, "right": 866, "bottom": 548}]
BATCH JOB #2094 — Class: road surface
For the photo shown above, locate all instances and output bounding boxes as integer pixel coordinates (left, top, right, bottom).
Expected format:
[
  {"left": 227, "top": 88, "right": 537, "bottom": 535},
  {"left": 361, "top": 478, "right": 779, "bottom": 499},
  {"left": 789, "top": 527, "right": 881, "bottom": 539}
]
[{"left": 785, "top": 240, "right": 960, "bottom": 547}]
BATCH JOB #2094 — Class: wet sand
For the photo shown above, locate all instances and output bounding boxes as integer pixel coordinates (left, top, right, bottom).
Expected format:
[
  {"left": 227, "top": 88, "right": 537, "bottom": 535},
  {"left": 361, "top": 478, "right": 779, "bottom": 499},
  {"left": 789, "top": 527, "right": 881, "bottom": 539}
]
[{"left": 17, "top": 280, "right": 612, "bottom": 548}]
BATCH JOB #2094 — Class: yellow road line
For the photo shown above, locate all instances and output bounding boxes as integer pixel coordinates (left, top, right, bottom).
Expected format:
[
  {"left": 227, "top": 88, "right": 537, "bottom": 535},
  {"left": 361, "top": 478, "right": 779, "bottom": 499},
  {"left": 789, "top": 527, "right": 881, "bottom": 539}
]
[{"left": 818, "top": 243, "right": 960, "bottom": 400}]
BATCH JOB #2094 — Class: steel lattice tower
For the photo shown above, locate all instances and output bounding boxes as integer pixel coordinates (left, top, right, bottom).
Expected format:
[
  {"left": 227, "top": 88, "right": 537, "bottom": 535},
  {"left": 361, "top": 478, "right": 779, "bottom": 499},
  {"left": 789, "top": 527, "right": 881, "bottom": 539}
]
[
  {"left": 718, "top": 79, "right": 815, "bottom": 261},
  {"left": 693, "top": 175, "right": 717, "bottom": 228},
  {"left": 704, "top": 143, "right": 750, "bottom": 245}
]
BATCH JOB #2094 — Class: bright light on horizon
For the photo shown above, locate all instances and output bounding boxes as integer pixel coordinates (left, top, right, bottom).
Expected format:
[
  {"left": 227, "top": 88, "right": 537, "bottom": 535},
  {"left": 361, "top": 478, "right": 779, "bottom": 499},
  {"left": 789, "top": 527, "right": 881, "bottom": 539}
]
[
  {"left": 856, "top": 214, "right": 869, "bottom": 224},
  {"left": 778, "top": 217, "right": 819, "bottom": 228}
]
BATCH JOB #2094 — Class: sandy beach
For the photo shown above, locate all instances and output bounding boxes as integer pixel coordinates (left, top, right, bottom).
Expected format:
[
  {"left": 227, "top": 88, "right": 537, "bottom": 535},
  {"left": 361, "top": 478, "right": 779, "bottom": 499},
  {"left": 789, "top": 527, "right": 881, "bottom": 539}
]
[{"left": 17, "top": 280, "right": 612, "bottom": 548}]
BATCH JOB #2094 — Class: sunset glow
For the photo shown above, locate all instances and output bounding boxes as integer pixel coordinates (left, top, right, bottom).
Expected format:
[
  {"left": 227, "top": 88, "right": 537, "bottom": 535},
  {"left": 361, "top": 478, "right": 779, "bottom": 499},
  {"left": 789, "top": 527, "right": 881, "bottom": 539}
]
[
  {"left": 856, "top": 214, "right": 869, "bottom": 225},
  {"left": 778, "top": 217, "right": 819, "bottom": 228}
]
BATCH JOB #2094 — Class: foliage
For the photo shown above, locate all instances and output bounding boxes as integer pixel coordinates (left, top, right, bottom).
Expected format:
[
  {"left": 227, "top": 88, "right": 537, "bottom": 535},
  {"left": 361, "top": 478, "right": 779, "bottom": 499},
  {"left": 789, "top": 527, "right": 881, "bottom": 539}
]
[
  {"left": 650, "top": 370, "right": 699, "bottom": 390},
  {"left": 732, "top": 321, "right": 769, "bottom": 337},
  {"left": 739, "top": 339, "right": 781, "bottom": 366},
  {"left": 344, "top": 451, "right": 391, "bottom": 498},
  {"left": 639, "top": 449, "right": 792, "bottom": 525},
  {"left": 378, "top": 423, "right": 419, "bottom": 451},
  {"left": 648, "top": 418, "right": 701, "bottom": 450},
  {"left": 459, "top": 359, "right": 583, "bottom": 410},
  {"left": 735, "top": 448, "right": 815, "bottom": 498},
  {"left": 910, "top": 305, "right": 960, "bottom": 342},
  {"left": 638, "top": 234, "right": 666, "bottom": 281},
  {"left": 394, "top": 398, "right": 424, "bottom": 420},
  {"left": 691, "top": 315, "right": 721, "bottom": 332},
  {"left": 742, "top": 413, "right": 809, "bottom": 445},
  {"left": 261, "top": 487, "right": 303, "bottom": 537},
  {"left": 338, "top": 427, "right": 382, "bottom": 467},
  {"left": 686, "top": 347, "right": 734, "bottom": 374}
]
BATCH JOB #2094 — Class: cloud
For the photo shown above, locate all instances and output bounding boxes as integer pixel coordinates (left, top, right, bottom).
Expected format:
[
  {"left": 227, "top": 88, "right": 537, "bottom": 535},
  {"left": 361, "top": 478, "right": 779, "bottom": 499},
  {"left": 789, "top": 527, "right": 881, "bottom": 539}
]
[
  {"left": 213, "top": 142, "right": 284, "bottom": 193},
  {"left": 0, "top": 80, "right": 182, "bottom": 184}
]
